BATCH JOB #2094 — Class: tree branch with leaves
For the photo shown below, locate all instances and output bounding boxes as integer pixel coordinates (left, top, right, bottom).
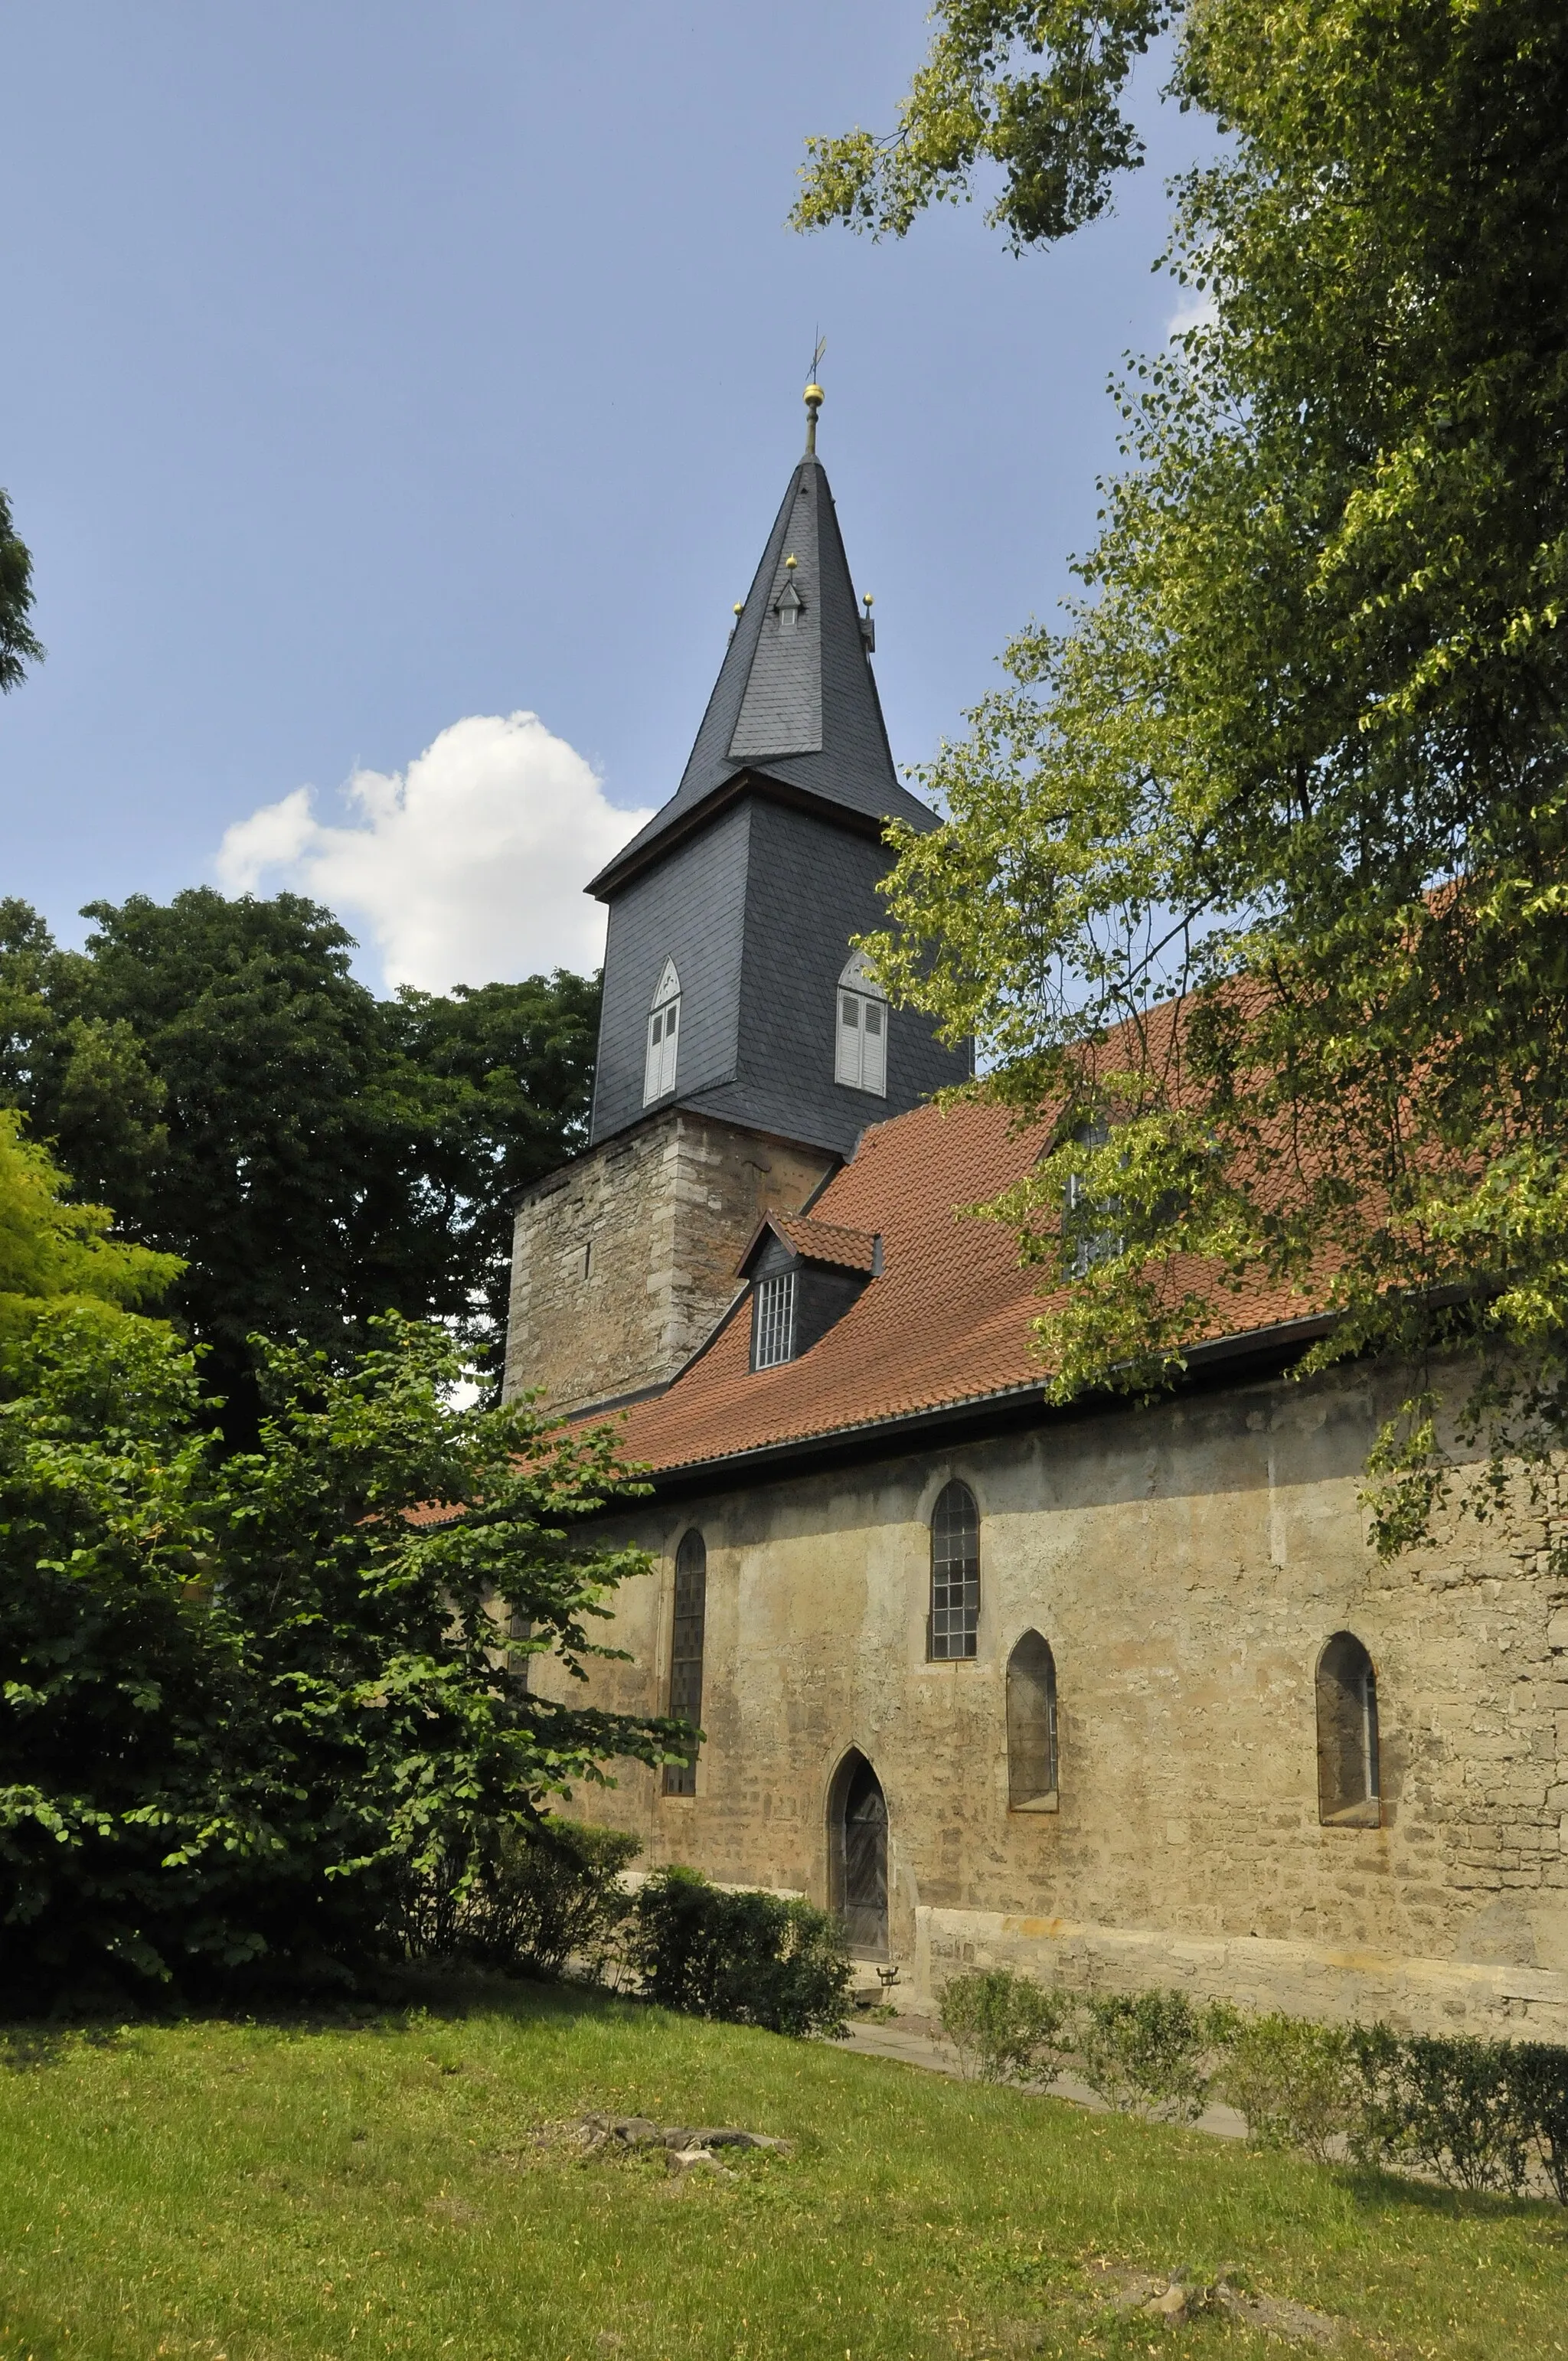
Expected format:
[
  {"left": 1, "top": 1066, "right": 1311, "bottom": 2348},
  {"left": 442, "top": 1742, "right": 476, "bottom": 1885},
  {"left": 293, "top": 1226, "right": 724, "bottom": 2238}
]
[{"left": 805, "top": 0, "right": 1568, "bottom": 1547}]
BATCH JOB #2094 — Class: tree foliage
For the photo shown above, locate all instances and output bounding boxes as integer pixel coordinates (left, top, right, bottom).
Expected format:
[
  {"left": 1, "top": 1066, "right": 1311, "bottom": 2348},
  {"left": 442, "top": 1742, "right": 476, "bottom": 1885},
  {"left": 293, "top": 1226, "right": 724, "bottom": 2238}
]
[
  {"left": 0, "top": 891, "right": 598, "bottom": 1438},
  {"left": 792, "top": 2, "right": 1168, "bottom": 250},
  {"left": 805, "top": 0, "right": 1568, "bottom": 1540},
  {"left": 0, "top": 1110, "right": 180, "bottom": 1349},
  {"left": 0, "top": 486, "right": 43, "bottom": 692},
  {"left": 1, "top": 1295, "right": 675, "bottom": 2007}
]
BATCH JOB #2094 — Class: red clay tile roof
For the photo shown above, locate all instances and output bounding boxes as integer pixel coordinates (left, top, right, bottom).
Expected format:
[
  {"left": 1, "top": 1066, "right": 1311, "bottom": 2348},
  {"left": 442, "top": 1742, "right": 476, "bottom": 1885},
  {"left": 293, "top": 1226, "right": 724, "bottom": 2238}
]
[
  {"left": 617, "top": 1093, "right": 1319, "bottom": 1479},
  {"left": 743, "top": 1210, "right": 880, "bottom": 1275}
]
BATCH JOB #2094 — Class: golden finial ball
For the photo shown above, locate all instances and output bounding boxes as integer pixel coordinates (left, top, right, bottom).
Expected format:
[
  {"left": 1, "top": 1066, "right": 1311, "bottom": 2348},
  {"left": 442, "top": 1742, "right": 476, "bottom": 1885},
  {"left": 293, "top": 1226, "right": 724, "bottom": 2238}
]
[
  {"left": 733, "top": 602, "right": 743, "bottom": 615},
  {"left": 785, "top": 552, "right": 798, "bottom": 569},
  {"left": 804, "top": 382, "right": 825, "bottom": 405}
]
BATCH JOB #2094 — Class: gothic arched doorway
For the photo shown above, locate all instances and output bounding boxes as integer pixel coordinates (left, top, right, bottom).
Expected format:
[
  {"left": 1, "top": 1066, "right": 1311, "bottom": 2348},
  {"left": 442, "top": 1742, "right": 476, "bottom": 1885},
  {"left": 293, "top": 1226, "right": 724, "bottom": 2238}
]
[{"left": 828, "top": 1750, "right": 888, "bottom": 1958}]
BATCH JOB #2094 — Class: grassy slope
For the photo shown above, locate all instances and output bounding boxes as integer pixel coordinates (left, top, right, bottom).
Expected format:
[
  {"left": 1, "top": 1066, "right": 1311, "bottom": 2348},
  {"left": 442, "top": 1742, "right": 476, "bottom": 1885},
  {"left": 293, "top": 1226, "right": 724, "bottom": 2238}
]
[{"left": 0, "top": 1983, "right": 1563, "bottom": 2361}]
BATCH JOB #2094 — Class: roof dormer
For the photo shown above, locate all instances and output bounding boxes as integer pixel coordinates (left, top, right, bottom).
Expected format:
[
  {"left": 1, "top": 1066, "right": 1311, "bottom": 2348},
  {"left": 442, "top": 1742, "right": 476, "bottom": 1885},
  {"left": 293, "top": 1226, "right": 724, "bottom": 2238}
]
[{"left": 738, "top": 1211, "right": 881, "bottom": 1372}]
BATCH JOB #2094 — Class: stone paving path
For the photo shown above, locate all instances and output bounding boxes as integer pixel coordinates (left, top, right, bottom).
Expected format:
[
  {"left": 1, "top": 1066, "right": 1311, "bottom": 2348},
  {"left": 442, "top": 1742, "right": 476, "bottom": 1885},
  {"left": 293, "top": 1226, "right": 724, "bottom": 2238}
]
[{"left": 836, "top": 2012, "right": 1250, "bottom": 2141}]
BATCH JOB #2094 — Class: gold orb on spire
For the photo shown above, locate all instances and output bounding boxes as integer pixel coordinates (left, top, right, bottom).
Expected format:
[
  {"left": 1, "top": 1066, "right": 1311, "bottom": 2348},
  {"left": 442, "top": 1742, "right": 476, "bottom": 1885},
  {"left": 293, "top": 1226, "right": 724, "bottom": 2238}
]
[
  {"left": 804, "top": 382, "right": 825, "bottom": 406},
  {"left": 803, "top": 377, "right": 825, "bottom": 455}
]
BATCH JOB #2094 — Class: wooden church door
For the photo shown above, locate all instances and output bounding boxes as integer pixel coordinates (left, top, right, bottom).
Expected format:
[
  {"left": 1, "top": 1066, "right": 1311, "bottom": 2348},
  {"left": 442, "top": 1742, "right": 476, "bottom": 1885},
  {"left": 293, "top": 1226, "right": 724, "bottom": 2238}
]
[{"left": 832, "top": 1752, "right": 888, "bottom": 1958}]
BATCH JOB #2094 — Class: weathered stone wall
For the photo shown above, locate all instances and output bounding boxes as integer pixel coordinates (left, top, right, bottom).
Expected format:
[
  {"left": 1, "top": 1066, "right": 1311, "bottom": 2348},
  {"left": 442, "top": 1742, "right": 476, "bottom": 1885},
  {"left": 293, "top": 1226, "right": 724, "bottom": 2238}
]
[
  {"left": 536, "top": 1358, "right": 1568, "bottom": 2036},
  {"left": 504, "top": 1111, "right": 836, "bottom": 1415}
]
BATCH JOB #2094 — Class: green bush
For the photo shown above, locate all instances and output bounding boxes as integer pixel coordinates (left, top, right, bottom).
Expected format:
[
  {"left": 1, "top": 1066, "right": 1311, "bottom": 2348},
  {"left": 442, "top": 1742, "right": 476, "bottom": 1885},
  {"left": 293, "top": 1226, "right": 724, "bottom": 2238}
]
[
  {"left": 1353, "top": 2027, "right": 1536, "bottom": 2193},
  {"left": 1076, "top": 1988, "right": 1238, "bottom": 2122},
  {"left": 1220, "top": 2013, "right": 1357, "bottom": 2162},
  {"left": 400, "top": 1817, "right": 640, "bottom": 1981},
  {"left": 939, "top": 1968, "right": 1072, "bottom": 2085},
  {"left": 629, "top": 1865, "right": 852, "bottom": 2037},
  {"left": 1508, "top": 2043, "right": 1568, "bottom": 2206}
]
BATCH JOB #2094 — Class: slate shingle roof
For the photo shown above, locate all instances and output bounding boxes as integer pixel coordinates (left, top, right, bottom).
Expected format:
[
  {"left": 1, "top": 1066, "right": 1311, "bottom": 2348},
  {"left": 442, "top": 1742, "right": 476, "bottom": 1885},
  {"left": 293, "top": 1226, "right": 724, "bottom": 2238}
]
[
  {"left": 587, "top": 452, "right": 938, "bottom": 899},
  {"left": 616, "top": 1094, "right": 1321, "bottom": 1479}
]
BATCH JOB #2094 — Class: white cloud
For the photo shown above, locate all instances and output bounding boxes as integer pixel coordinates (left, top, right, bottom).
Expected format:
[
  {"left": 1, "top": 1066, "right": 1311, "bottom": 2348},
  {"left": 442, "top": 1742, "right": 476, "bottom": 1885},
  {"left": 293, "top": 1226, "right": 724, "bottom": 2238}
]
[
  {"left": 1167, "top": 286, "right": 1220, "bottom": 339},
  {"left": 215, "top": 711, "right": 653, "bottom": 992}
]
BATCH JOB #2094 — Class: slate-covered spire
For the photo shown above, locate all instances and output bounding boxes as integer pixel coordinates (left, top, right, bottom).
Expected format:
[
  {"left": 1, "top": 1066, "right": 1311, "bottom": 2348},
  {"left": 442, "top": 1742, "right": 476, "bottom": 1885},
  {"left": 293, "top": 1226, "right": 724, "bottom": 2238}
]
[{"left": 587, "top": 388, "right": 938, "bottom": 899}]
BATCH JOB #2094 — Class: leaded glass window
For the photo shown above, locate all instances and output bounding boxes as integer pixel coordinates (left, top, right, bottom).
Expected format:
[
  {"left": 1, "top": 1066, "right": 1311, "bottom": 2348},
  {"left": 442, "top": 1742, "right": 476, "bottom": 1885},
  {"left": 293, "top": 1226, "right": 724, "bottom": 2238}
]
[
  {"left": 928, "top": 1480, "right": 979, "bottom": 1661},
  {"left": 663, "top": 1530, "right": 707, "bottom": 1797},
  {"left": 752, "top": 1269, "right": 796, "bottom": 1370}
]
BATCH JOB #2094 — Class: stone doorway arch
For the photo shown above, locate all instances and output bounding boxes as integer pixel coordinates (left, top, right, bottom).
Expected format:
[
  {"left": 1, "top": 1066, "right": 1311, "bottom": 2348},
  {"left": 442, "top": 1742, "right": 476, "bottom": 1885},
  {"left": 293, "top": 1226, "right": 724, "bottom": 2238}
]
[{"left": 828, "top": 1749, "right": 888, "bottom": 1958}]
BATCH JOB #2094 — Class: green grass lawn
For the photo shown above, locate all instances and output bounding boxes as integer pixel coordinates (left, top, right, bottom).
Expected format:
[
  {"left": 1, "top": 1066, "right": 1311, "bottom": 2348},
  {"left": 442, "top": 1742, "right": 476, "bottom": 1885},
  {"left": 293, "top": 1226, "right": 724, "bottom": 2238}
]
[{"left": 1, "top": 1981, "right": 1563, "bottom": 2361}]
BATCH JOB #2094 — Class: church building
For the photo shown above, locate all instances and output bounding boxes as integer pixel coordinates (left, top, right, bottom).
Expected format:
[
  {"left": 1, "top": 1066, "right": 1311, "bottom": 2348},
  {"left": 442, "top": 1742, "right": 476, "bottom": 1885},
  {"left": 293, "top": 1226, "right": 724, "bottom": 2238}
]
[{"left": 505, "top": 391, "right": 1568, "bottom": 2040}]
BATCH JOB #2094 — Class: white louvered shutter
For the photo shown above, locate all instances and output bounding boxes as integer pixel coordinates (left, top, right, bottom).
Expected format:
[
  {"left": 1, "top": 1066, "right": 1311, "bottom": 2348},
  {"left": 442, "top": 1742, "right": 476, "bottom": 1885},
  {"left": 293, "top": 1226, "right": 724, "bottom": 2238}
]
[
  {"left": 658, "top": 994, "right": 679, "bottom": 1095},
  {"left": 835, "top": 991, "right": 861, "bottom": 1086},
  {"left": 861, "top": 994, "right": 886, "bottom": 1095}
]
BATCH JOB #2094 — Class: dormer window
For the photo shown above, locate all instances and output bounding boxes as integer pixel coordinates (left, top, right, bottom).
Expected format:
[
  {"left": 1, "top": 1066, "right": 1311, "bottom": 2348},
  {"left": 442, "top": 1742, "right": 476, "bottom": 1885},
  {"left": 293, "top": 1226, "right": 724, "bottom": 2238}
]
[
  {"left": 835, "top": 951, "right": 887, "bottom": 1096},
  {"left": 1063, "top": 1116, "right": 1122, "bottom": 1275},
  {"left": 752, "top": 1270, "right": 796, "bottom": 1369},
  {"left": 774, "top": 577, "right": 804, "bottom": 634},
  {"left": 743, "top": 1212, "right": 880, "bottom": 1372},
  {"left": 642, "top": 959, "right": 681, "bottom": 1106}
]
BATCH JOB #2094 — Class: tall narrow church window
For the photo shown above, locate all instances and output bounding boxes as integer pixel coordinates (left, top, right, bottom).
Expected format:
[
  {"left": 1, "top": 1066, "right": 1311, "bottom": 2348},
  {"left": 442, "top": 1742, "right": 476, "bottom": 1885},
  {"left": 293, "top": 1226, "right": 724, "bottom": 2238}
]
[
  {"left": 928, "top": 1480, "right": 979, "bottom": 1661},
  {"left": 752, "top": 1270, "right": 796, "bottom": 1370},
  {"left": 1007, "top": 1631, "right": 1059, "bottom": 1808},
  {"left": 835, "top": 952, "right": 887, "bottom": 1096},
  {"left": 643, "top": 959, "right": 681, "bottom": 1106},
  {"left": 1316, "top": 1631, "right": 1380, "bottom": 1825},
  {"left": 663, "top": 1530, "right": 707, "bottom": 1796}
]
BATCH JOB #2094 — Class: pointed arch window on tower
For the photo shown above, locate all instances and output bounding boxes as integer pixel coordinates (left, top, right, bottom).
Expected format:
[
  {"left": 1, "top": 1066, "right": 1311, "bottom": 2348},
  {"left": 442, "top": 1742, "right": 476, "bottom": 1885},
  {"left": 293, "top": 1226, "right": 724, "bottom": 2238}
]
[
  {"left": 835, "top": 951, "right": 887, "bottom": 1096},
  {"left": 643, "top": 959, "right": 681, "bottom": 1106}
]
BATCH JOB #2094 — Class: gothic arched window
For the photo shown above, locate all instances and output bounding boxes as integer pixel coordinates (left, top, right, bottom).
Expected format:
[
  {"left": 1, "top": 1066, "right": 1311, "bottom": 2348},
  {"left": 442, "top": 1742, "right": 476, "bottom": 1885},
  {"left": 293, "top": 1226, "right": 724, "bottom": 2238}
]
[
  {"left": 1007, "top": 1631, "right": 1058, "bottom": 1808},
  {"left": 835, "top": 951, "right": 887, "bottom": 1097},
  {"left": 1316, "top": 1631, "right": 1380, "bottom": 1826},
  {"left": 928, "top": 1481, "right": 979, "bottom": 1661},
  {"left": 663, "top": 1529, "right": 707, "bottom": 1796},
  {"left": 643, "top": 959, "right": 681, "bottom": 1106}
]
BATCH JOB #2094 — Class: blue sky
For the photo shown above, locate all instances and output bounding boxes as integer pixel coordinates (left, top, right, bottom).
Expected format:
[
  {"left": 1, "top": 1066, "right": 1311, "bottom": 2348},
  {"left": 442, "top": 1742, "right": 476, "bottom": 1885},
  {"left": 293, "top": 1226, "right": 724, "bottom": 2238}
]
[{"left": 0, "top": 3, "right": 1213, "bottom": 993}]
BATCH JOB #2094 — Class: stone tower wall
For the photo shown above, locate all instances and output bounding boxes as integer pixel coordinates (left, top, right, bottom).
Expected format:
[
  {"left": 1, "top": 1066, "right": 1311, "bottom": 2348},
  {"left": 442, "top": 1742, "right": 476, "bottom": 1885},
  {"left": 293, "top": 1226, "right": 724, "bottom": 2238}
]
[{"left": 504, "top": 1110, "right": 836, "bottom": 1416}]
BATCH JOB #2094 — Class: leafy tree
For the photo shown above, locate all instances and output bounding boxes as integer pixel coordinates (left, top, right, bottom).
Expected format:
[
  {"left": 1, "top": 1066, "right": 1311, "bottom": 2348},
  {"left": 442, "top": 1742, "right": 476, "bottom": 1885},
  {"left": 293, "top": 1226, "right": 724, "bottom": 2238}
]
[
  {"left": 1, "top": 1292, "right": 675, "bottom": 2005},
  {"left": 0, "top": 1109, "right": 180, "bottom": 1349},
  {"left": 0, "top": 892, "right": 599, "bottom": 1439},
  {"left": 0, "top": 487, "right": 43, "bottom": 691},
  {"left": 800, "top": 1, "right": 1568, "bottom": 1540},
  {"left": 383, "top": 971, "right": 600, "bottom": 1382}
]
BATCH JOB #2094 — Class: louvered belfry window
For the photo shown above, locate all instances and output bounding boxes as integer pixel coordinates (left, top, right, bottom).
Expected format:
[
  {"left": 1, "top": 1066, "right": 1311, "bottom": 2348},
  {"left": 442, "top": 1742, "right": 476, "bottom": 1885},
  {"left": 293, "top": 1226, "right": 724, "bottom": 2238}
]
[
  {"left": 643, "top": 958, "right": 681, "bottom": 1105},
  {"left": 928, "top": 1480, "right": 980, "bottom": 1660},
  {"left": 752, "top": 1269, "right": 796, "bottom": 1370},
  {"left": 835, "top": 952, "right": 887, "bottom": 1096},
  {"left": 663, "top": 1530, "right": 707, "bottom": 1797}
]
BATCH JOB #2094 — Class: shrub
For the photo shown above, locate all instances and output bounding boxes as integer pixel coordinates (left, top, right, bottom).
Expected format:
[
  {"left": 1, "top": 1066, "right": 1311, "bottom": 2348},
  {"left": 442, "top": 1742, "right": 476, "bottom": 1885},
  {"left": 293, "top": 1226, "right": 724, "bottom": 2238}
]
[
  {"left": 1509, "top": 2043, "right": 1568, "bottom": 2206},
  {"left": 399, "top": 1817, "right": 639, "bottom": 1981},
  {"left": 939, "top": 1968, "right": 1073, "bottom": 2085},
  {"left": 1219, "top": 2013, "right": 1357, "bottom": 2162},
  {"left": 1076, "top": 1988, "right": 1238, "bottom": 2121},
  {"left": 629, "top": 1865, "right": 852, "bottom": 2036},
  {"left": 1353, "top": 2026, "right": 1537, "bottom": 2194}
]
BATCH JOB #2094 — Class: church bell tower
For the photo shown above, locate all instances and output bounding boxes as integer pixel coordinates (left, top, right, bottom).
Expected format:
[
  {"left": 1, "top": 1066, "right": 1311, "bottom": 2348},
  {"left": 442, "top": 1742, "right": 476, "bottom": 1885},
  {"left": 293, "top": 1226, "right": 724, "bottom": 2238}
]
[{"left": 504, "top": 385, "right": 970, "bottom": 1416}]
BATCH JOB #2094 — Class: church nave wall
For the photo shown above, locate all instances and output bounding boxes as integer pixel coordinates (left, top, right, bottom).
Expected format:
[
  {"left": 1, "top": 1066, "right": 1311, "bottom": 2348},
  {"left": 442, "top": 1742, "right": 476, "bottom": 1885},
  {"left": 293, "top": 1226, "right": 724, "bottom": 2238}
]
[{"left": 541, "top": 1357, "right": 1568, "bottom": 2036}]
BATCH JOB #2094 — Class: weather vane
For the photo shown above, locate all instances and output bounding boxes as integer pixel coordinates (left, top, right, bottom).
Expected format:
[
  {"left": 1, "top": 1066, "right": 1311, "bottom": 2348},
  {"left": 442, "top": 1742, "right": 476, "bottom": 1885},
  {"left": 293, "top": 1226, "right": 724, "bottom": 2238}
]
[{"left": 805, "top": 331, "right": 827, "bottom": 455}]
